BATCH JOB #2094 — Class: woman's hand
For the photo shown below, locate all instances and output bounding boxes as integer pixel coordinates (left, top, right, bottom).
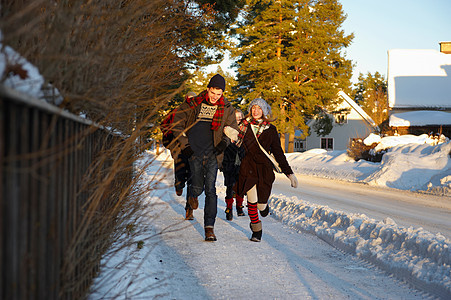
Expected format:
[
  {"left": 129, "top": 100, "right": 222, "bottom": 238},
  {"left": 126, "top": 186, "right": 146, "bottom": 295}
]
[
  {"left": 223, "top": 126, "right": 239, "bottom": 142},
  {"left": 287, "top": 174, "right": 298, "bottom": 188}
]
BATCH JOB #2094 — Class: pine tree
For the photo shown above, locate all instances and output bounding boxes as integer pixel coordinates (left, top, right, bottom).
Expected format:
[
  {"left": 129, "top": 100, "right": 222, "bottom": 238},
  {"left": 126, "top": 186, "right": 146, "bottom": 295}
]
[
  {"left": 352, "top": 72, "right": 388, "bottom": 127},
  {"left": 188, "top": 0, "right": 247, "bottom": 66},
  {"left": 186, "top": 67, "right": 237, "bottom": 100},
  {"left": 230, "top": 0, "right": 353, "bottom": 152}
]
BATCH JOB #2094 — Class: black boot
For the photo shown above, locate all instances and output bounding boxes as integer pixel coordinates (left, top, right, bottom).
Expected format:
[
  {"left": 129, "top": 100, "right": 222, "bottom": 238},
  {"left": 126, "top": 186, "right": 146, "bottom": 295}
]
[
  {"left": 251, "top": 230, "right": 262, "bottom": 242},
  {"left": 260, "top": 205, "right": 269, "bottom": 217},
  {"left": 225, "top": 207, "right": 233, "bottom": 221},
  {"left": 236, "top": 205, "right": 245, "bottom": 216},
  {"left": 250, "top": 221, "right": 262, "bottom": 242}
]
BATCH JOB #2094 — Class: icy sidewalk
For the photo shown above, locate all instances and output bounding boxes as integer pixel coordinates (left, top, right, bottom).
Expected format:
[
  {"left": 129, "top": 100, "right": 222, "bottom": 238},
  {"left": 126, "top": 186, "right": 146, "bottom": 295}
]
[
  {"left": 89, "top": 185, "right": 430, "bottom": 299},
  {"left": 270, "top": 195, "right": 451, "bottom": 299}
]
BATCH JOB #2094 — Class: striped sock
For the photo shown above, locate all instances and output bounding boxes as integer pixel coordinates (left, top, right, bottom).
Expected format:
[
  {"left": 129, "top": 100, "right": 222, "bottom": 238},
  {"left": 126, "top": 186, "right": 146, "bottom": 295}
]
[{"left": 248, "top": 202, "right": 259, "bottom": 223}]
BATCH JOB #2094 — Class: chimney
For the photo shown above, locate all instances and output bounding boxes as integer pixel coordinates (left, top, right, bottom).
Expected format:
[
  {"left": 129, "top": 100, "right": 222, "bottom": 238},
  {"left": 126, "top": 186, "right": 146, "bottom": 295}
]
[{"left": 439, "top": 41, "right": 451, "bottom": 54}]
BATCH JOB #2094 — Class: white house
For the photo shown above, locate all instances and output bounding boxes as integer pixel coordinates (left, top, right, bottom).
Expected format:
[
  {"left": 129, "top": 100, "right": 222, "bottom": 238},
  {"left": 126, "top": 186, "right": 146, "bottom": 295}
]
[
  {"left": 293, "top": 91, "right": 379, "bottom": 152},
  {"left": 387, "top": 45, "right": 451, "bottom": 136}
]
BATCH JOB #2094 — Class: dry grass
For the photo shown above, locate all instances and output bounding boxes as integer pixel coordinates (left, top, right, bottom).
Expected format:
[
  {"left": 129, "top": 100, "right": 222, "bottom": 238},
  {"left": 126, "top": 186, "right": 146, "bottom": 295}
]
[
  {"left": 1, "top": 0, "right": 204, "bottom": 129},
  {"left": 0, "top": 0, "right": 215, "bottom": 298}
]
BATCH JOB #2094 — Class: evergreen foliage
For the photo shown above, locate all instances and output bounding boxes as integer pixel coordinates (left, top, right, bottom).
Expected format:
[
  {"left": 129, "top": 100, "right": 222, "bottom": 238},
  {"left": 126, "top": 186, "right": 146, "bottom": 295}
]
[
  {"left": 186, "top": 67, "right": 237, "bottom": 99},
  {"left": 230, "top": 0, "right": 353, "bottom": 141},
  {"left": 194, "top": 0, "right": 246, "bottom": 27},
  {"left": 352, "top": 72, "right": 388, "bottom": 126},
  {"left": 187, "top": 0, "right": 246, "bottom": 67},
  {"left": 312, "top": 111, "right": 333, "bottom": 136}
]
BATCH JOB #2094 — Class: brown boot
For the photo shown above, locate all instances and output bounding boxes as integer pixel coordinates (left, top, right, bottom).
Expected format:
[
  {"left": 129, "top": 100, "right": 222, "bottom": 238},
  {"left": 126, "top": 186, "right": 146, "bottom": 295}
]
[
  {"left": 204, "top": 227, "right": 217, "bottom": 241},
  {"left": 185, "top": 208, "right": 194, "bottom": 220},
  {"left": 188, "top": 196, "right": 199, "bottom": 210}
]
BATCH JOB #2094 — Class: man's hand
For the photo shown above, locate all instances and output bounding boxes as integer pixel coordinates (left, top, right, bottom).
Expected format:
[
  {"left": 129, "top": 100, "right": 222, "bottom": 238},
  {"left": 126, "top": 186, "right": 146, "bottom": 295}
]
[{"left": 214, "top": 140, "right": 227, "bottom": 155}]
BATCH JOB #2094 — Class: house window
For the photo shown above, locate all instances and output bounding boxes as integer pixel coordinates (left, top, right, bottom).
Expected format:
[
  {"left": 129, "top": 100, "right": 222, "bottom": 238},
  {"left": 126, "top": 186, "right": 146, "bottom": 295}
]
[
  {"left": 335, "top": 113, "right": 347, "bottom": 124},
  {"left": 294, "top": 138, "right": 305, "bottom": 152},
  {"left": 321, "top": 138, "right": 333, "bottom": 150}
]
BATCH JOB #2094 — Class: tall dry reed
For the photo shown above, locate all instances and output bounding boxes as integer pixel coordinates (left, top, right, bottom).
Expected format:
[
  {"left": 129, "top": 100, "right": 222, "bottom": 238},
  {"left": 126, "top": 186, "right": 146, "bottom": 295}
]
[{"left": 1, "top": 0, "right": 213, "bottom": 298}]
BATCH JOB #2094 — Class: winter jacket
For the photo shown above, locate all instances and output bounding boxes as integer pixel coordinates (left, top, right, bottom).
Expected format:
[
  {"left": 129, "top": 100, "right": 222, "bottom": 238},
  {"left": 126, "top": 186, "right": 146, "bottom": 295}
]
[
  {"left": 236, "top": 123, "right": 293, "bottom": 204},
  {"left": 172, "top": 90, "right": 239, "bottom": 168}
]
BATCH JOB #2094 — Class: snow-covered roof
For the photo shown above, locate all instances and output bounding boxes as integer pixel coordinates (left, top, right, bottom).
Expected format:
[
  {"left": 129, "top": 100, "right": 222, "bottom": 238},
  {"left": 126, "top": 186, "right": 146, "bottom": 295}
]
[
  {"left": 389, "top": 110, "right": 451, "bottom": 127},
  {"left": 296, "top": 91, "right": 380, "bottom": 136},
  {"left": 337, "top": 91, "right": 380, "bottom": 131},
  {"left": 387, "top": 49, "right": 451, "bottom": 109}
]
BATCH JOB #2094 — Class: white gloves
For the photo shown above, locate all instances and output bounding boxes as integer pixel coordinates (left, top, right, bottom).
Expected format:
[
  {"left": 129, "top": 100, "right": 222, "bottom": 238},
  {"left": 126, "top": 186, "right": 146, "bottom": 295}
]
[
  {"left": 288, "top": 174, "right": 298, "bottom": 188},
  {"left": 223, "top": 126, "right": 239, "bottom": 142}
]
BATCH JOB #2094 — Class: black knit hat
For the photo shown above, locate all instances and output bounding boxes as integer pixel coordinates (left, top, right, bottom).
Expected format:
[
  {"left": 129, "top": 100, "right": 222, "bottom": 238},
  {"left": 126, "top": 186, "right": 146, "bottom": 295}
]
[{"left": 207, "top": 74, "right": 226, "bottom": 91}]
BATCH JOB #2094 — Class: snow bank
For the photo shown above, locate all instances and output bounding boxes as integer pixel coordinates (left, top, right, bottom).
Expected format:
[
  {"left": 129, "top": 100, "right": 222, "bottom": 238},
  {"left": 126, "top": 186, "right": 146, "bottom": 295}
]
[
  {"left": 0, "top": 43, "right": 44, "bottom": 98},
  {"left": 364, "top": 141, "right": 451, "bottom": 192},
  {"left": 370, "top": 133, "right": 447, "bottom": 153},
  {"left": 0, "top": 38, "right": 63, "bottom": 105},
  {"left": 287, "top": 150, "right": 376, "bottom": 182},
  {"left": 286, "top": 134, "right": 450, "bottom": 195},
  {"left": 269, "top": 195, "right": 451, "bottom": 299}
]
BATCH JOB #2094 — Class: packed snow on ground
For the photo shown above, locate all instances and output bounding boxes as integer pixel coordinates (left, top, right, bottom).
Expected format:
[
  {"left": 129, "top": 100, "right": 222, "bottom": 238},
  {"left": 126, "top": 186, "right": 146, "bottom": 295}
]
[{"left": 90, "top": 134, "right": 450, "bottom": 299}]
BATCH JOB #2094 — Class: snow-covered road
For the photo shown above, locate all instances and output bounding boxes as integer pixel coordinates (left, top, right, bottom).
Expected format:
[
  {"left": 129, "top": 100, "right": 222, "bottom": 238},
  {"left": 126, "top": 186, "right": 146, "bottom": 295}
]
[{"left": 273, "top": 174, "right": 451, "bottom": 240}]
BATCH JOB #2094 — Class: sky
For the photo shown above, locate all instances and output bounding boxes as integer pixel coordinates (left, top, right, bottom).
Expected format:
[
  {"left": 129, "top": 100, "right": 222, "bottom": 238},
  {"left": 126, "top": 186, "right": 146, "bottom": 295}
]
[
  {"left": 89, "top": 136, "right": 450, "bottom": 299},
  {"left": 212, "top": 0, "right": 451, "bottom": 84},
  {"left": 340, "top": 0, "right": 451, "bottom": 83}
]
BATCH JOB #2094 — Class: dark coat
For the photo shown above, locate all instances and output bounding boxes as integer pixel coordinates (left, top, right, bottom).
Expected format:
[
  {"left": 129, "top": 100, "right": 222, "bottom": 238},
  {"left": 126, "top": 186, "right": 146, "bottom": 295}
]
[
  {"left": 236, "top": 123, "right": 293, "bottom": 204},
  {"left": 172, "top": 91, "right": 239, "bottom": 168},
  {"left": 221, "top": 143, "right": 245, "bottom": 187}
]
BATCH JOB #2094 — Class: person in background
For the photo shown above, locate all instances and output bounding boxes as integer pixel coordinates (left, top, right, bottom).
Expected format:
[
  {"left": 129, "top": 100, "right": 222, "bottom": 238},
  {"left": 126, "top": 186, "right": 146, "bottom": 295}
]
[
  {"left": 221, "top": 109, "right": 246, "bottom": 221},
  {"left": 172, "top": 74, "right": 239, "bottom": 241},
  {"left": 235, "top": 98, "right": 298, "bottom": 242},
  {"left": 160, "top": 91, "right": 196, "bottom": 198},
  {"left": 173, "top": 92, "right": 196, "bottom": 198}
]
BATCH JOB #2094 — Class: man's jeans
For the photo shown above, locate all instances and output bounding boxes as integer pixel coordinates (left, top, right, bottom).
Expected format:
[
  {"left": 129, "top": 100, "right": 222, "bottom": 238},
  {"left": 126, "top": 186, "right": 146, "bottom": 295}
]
[{"left": 188, "top": 152, "right": 218, "bottom": 227}]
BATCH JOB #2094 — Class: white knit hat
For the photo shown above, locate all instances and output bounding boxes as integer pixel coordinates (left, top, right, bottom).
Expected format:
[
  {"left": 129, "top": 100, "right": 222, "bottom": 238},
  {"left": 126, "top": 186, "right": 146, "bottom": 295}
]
[{"left": 248, "top": 98, "right": 271, "bottom": 117}]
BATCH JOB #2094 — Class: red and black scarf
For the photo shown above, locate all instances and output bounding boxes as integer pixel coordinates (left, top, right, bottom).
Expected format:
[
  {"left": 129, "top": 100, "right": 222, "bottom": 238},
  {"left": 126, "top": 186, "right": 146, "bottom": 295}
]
[
  {"left": 236, "top": 117, "right": 270, "bottom": 146},
  {"left": 186, "top": 90, "right": 225, "bottom": 131}
]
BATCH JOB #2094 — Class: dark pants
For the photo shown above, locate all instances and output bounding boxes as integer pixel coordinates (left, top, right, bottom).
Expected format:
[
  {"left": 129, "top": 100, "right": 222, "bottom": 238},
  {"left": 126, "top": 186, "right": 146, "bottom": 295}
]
[
  {"left": 188, "top": 152, "right": 218, "bottom": 227},
  {"left": 174, "top": 153, "right": 190, "bottom": 192},
  {"left": 225, "top": 184, "right": 235, "bottom": 199}
]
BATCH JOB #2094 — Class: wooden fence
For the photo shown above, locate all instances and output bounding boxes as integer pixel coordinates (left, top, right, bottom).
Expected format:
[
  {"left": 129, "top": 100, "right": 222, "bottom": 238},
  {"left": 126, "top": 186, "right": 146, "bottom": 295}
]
[{"left": 0, "top": 85, "right": 132, "bottom": 299}]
